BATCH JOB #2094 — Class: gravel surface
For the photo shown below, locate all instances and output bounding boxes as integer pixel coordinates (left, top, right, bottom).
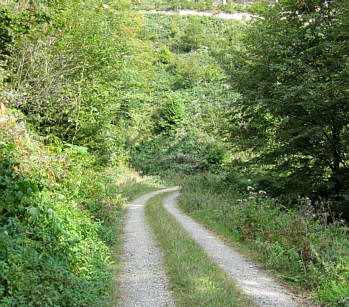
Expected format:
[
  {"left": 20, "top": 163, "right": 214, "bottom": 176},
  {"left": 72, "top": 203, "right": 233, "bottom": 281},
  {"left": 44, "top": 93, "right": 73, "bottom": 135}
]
[
  {"left": 117, "top": 188, "right": 180, "bottom": 307},
  {"left": 141, "top": 9, "right": 252, "bottom": 20},
  {"left": 164, "top": 192, "right": 299, "bottom": 307}
]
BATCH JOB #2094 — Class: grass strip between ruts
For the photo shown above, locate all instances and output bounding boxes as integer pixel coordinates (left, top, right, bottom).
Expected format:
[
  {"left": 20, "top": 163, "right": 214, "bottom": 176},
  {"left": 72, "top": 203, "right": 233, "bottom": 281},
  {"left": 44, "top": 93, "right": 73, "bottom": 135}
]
[{"left": 145, "top": 192, "right": 255, "bottom": 307}]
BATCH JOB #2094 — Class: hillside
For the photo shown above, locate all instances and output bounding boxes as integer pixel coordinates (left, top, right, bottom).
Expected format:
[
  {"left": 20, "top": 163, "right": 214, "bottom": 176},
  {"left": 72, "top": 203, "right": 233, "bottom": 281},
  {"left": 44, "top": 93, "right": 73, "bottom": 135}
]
[{"left": 0, "top": 0, "right": 348, "bottom": 306}]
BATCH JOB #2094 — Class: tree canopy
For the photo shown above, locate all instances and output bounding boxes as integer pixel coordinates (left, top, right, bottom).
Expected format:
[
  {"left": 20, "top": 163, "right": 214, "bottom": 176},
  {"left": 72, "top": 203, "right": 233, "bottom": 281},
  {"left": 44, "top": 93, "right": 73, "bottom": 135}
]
[{"left": 231, "top": 0, "right": 349, "bottom": 212}]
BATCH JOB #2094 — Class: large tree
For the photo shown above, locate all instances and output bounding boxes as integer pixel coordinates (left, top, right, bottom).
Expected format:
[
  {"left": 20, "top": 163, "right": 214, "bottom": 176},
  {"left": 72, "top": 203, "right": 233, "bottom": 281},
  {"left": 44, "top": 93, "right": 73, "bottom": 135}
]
[{"left": 231, "top": 0, "right": 349, "bottom": 212}]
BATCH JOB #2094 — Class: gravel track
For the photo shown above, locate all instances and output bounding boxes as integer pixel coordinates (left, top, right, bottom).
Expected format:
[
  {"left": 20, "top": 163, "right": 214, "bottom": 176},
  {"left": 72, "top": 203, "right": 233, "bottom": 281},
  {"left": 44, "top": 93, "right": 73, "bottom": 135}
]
[
  {"left": 117, "top": 188, "right": 180, "bottom": 307},
  {"left": 163, "top": 192, "right": 300, "bottom": 307}
]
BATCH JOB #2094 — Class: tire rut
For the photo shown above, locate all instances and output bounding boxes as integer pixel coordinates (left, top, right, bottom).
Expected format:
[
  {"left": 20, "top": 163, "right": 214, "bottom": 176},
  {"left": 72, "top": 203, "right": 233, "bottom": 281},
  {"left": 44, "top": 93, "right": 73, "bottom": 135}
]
[
  {"left": 117, "top": 188, "right": 179, "bottom": 307},
  {"left": 163, "top": 192, "right": 300, "bottom": 307}
]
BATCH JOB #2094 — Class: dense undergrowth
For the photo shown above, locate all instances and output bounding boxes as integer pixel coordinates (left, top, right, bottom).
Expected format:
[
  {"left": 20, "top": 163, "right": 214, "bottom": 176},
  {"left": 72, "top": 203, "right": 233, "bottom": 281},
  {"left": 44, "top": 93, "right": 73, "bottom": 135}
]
[
  {"left": 0, "top": 109, "right": 124, "bottom": 305},
  {"left": 133, "top": 0, "right": 268, "bottom": 14},
  {"left": 130, "top": 13, "right": 243, "bottom": 173},
  {"left": 0, "top": 107, "right": 163, "bottom": 306}
]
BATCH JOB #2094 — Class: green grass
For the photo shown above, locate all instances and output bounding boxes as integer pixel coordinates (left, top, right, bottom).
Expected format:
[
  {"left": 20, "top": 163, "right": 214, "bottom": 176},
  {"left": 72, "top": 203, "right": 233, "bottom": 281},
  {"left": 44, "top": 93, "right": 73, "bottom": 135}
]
[
  {"left": 174, "top": 173, "right": 349, "bottom": 307},
  {"left": 145, "top": 192, "right": 254, "bottom": 307}
]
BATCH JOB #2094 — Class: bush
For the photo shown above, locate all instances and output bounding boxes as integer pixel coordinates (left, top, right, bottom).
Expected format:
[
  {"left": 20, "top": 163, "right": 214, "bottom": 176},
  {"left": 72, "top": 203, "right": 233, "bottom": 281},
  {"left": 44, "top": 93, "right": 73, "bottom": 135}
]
[
  {"left": 169, "top": 52, "right": 224, "bottom": 89},
  {"left": 172, "top": 18, "right": 204, "bottom": 52},
  {"left": 0, "top": 8, "right": 12, "bottom": 62},
  {"left": 200, "top": 142, "right": 227, "bottom": 170},
  {"left": 155, "top": 93, "right": 185, "bottom": 134},
  {"left": 158, "top": 46, "right": 173, "bottom": 64},
  {"left": 0, "top": 112, "right": 124, "bottom": 306}
]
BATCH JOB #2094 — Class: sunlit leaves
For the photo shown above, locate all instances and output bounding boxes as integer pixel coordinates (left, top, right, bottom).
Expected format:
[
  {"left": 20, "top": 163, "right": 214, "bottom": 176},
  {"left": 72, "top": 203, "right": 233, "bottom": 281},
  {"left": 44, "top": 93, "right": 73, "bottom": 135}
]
[{"left": 231, "top": 0, "right": 349, "bottom": 205}]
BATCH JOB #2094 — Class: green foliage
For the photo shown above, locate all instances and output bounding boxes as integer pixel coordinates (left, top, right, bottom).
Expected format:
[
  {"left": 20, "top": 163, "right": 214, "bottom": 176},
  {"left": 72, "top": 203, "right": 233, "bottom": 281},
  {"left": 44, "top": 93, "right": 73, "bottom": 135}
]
[
  {"left": 158, "top": 46, "right": 172, "bottom": 64},
  {"left": 173, "top": 18, "right": 204, "bottom": 52},
  {"left": 247, "top": 0, "right": 268, "bottom": 14},
  {"left": 134, "top": 0, "right": 214, "bottom": 11},
  {"left": 155, "top": 93, "right": 185, "bottom": 134},
  {"left": 0, "top": 139, "right": 106, "bottom": 305},
  {"left": 131, "top": 131, "right": 228, "bottom": 175},
  {"left": 3, "top": 0, "right": 154, "bottom": 165},
  {"left": 200, "top": 142, "right": 227, "bottom": 170},
  {"left": 134, "top": 0, "right": 266, "bottom": 12},
  {"left": 130, "top": 13, "right": 237, "bottom": 175},
  {"left": 219, "top": 0, "right": 269, "bottom": 14},
  {"left": 0, "top": 112, "right": 125, "bottom": 305},
  {"left": 169, "top": 52, "right": 225, "bottom": 88},
  {"left": 229, "top": 0, "right": 349, "bottom": 213},
  {"left": 0, "top": 8, "right": 12, "bottom": 62},
  {"left": 170, "top": 54, "right": 207, "bottom": 88}
]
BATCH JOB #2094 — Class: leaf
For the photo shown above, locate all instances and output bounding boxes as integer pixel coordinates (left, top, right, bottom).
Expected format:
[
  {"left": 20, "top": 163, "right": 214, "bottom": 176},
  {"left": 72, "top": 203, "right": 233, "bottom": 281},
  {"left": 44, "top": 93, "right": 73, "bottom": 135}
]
[{"left": 27, "top": 207, "right": 40, "bottom": 219}]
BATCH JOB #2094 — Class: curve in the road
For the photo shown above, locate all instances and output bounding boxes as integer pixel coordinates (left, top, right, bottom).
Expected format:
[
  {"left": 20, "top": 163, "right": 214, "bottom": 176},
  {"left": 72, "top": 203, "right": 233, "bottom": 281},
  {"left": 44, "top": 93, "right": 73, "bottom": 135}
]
[{"left": 163, "top": 192, "right": 300, "bottom": 307}]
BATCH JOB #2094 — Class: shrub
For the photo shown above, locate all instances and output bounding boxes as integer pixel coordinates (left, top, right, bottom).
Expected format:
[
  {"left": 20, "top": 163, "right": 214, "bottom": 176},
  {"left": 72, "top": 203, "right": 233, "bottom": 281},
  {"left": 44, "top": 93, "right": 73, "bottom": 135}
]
[
  {"left": 172, "top": 18, "right": 204, "bottom": 52},
  {"left": 155, "top": 93, "right": 185, "bottom": 134},
  {"left": 158, "top": 46, "right": 173, "bottom": 64},
  {"left": 200, "top": 141, "right": 227, "bottom": 170},
  {"left": 0, "top": 112, "right": 124, "bottom": 306}
]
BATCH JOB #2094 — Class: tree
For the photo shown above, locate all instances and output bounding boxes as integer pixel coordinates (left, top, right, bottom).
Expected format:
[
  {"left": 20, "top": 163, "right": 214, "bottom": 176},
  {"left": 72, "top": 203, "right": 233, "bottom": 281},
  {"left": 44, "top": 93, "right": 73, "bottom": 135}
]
[
  {"left": 3, "top": 0, "right": 154, "bottom": 165},
  {"left": 231, "top": 0, "right": 349, "bottom": 212},
  {"left": 155, "top": 93, "right": 185, "bottom": 134}
]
